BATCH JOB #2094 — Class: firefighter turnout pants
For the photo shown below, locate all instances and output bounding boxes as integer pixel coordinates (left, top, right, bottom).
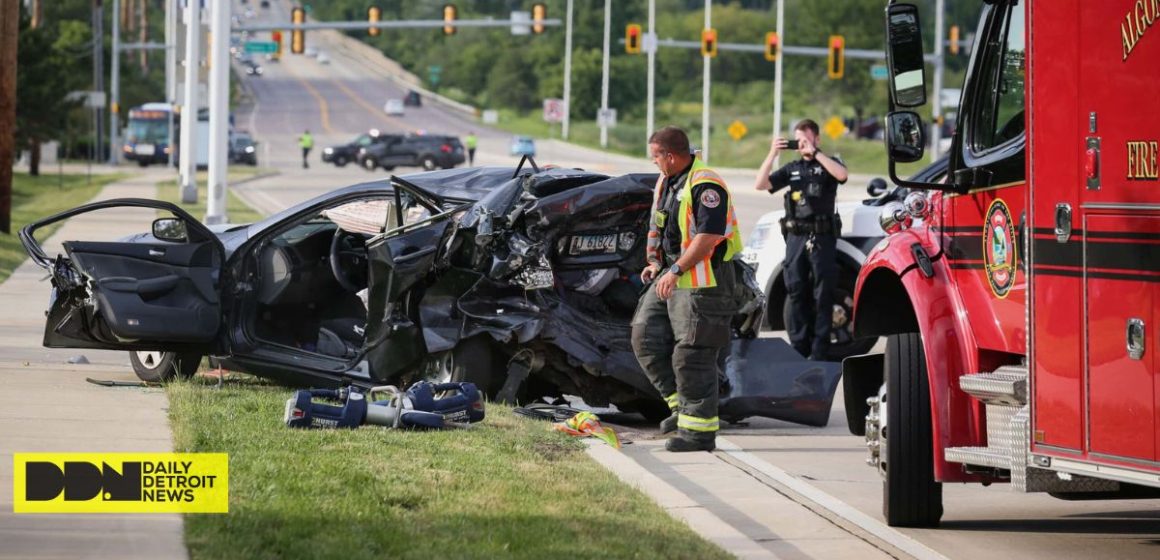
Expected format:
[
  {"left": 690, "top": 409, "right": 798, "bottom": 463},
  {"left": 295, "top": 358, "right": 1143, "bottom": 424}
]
[
  {"left": 631, "top": 263, "right": 736, "bottom": 438},
  {"left": 783, "top": 232, "right": 837, "bottom": 359}
]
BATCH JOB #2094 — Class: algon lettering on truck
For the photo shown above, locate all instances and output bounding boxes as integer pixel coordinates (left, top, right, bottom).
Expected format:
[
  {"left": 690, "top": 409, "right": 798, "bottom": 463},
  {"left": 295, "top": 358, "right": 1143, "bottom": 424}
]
[{"left": 1121, "top": 0, "right": 1160, "bottom": 60}]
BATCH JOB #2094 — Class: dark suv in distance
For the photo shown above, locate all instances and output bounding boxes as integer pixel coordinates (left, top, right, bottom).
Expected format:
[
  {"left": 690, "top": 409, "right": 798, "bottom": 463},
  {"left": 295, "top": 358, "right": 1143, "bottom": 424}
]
[
  {"left": 357, "top": 133, "right": 465, "bottom": 171},
  {"left": 322, "top": 131, "right": 386, "bottom": 168}
]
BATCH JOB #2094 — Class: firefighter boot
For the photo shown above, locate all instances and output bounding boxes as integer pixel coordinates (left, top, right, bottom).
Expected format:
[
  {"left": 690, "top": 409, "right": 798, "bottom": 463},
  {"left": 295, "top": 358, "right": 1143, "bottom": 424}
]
[
  {"left": 659, "top": 412, "right": 678, "bottom": 435},
  {"left": 665, "top": 429, "right": 715, "bottom": 452}
]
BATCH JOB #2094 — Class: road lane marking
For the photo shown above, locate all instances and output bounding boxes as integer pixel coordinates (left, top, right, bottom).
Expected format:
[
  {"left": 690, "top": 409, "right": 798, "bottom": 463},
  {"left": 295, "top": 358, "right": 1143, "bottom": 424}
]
[
  {"left": 281, "top": 62, "right": 334, "bottom": 134},
  {"left": 329, "top": 79, "right": 408, "bottom": 131},
  {"left": 716, "top": 437, "right": 949, "bottom": 560}
]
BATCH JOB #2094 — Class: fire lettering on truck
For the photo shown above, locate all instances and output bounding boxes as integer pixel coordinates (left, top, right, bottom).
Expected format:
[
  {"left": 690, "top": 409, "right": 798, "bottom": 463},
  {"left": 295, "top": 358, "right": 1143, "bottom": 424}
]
[
  {"left": 1126, "top": 140, "right": 1159, "bottom": 179},
  {"left": 982, "top": 199, "right": 1017, "bottom": 299},
  {"left": 1121, "top": 0, "right": 1160, "bottom": 60}
]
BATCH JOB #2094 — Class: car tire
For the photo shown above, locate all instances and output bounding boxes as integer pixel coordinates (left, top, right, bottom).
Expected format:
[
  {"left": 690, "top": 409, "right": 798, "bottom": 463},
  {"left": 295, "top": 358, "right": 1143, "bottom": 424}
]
[
  {"left": 130, "top": 351, "right": 201, "bottom": 383},
  {"left": 780, "top": 265, "right": 877, "bottom": 361},
  {"left": 333, "top": 155, "right": 348, "bottom": 167},
  {"left": 882, "top": 332, "right": 943, "bottom": 528},
  {"left": 420, "top": 155, "right": 437, "bottom": 171},
  {"left": 450, "top": 336, "right": 498, "bottom": 396},
  {"left": 362, "top": 157, "right": 377, "bottom": 171}
]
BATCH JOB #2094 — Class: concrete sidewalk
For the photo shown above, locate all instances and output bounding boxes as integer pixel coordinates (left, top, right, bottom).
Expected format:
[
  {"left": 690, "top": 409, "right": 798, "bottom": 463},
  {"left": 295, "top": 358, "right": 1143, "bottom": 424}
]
[{"left": 0, "top": 170, "right": 187, "bottom": 560}]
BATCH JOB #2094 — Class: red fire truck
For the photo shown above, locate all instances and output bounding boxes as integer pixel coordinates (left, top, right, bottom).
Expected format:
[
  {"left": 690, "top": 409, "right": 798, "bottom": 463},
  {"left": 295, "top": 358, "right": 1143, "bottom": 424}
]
[{"left": 842, "top": 0, "right": 1160, "bottom": 527}]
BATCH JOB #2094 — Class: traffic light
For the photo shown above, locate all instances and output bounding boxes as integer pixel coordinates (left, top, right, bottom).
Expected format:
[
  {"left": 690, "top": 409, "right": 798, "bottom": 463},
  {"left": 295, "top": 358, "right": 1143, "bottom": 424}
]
[
  {"left": 442, "top": 4, "right": 457, "bottom": 35},
  {"left": 701, "top": 28, "right": 717, "bottom": 58},
  {"left": 626, "top": 24, "right": 642, "bottom": 54},
  {"left": 827, "top": 35, "right": 844, "bottom": 79},
  {"left": 949, "top": 25, "right": 960, "bottom": 55},
  {"left": 368, "top": 6, "right": 381, "bottom": 37},
  {"left": 291, "top": 7, "right": 305, "bottom": 54},
  {"left": 764, "top": 31, "right": 779, "bottom": 62},
  {"left": 271, "top": 30, "right": 283, "bottom": 58},
  {"left": 532, "top": 3, "right": 546, "bottom": 34}
]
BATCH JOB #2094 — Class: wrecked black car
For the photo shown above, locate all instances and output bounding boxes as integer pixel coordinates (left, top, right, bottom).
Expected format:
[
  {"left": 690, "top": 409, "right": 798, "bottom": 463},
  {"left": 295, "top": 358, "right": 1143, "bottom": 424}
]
[{"left": 20, "top": 162, "right": 841, "bottom": 426}]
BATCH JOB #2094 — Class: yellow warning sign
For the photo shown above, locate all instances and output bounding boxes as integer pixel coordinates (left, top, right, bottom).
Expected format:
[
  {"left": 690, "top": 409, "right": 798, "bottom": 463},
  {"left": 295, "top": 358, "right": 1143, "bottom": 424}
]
[
  {"left": 823, "top": 116, "right": 846, "bottom": 140},
  {"left": 727, "top": 120, "right": 748, "bottom": 141}
]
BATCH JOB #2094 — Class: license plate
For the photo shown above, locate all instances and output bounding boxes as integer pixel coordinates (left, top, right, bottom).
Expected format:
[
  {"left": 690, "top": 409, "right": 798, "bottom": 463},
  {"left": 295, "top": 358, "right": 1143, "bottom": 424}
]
[
  {"left": 135, "top": 144, "right": 155, "bottom": 156},
  {"left": 569, "top": 234, "right": 617, "bottom": 256}
]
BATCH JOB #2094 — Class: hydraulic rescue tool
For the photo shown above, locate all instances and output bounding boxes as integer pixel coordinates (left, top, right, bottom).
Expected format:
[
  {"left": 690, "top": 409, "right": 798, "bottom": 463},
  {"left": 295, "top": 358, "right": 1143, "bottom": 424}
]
[{"left": 284, "top": 381, "right": 485, "bottom": 429}]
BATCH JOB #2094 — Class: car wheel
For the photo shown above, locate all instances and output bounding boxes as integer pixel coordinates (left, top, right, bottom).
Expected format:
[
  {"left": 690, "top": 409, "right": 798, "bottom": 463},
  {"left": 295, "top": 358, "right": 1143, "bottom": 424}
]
[
  {"left": 450, "top": 336, "right": 498, "bottom": 396},
  {"left": 882, "top": 332, "right": 943, "bottom": 527},
  {"left": 129, "top": 351, "right": 201, "bottom": 383},
  {"left": 362, "top": 157, "right": 377, "bottom": 171},
  {"left": 420, "top": 155, "right": 437, "bottom": 171},
  {"left": 780, "top": 265, "right": 877, "bottom": 361},
  {"left": 333, "top": 155, "right": 348, "bottom": 167}
]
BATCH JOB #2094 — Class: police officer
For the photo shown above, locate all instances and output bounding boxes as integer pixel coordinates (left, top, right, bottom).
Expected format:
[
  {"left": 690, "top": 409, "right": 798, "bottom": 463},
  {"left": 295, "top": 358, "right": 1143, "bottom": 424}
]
[
  {"left": 754, "top": 119, "right": 849, "bottom": 360},
  {"left": 632, "top": 126, "right": 743, "bottom": 452},
  {"left": 298, "top": 129, "right": 314, "bottom": 169}
]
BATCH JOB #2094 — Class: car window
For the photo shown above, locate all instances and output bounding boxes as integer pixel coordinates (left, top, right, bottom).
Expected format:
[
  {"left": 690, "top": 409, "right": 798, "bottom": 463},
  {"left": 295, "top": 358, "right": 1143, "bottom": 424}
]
[{"left": 969, "top": 1, "right": 1025, "bottom": 153}]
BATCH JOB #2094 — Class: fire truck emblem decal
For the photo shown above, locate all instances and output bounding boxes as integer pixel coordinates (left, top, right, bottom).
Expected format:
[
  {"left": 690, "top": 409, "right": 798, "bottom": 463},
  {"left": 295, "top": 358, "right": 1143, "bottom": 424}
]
[{"left": 983, "top": 198, "right": 1017, "bottom": 299}]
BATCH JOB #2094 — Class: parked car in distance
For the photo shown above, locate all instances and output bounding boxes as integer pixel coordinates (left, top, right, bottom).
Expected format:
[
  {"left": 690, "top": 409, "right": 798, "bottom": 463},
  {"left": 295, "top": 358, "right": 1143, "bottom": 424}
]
[
  {"left": 242, "top": 59, "right": 263, "bottom": 76},
  {"left": 229, "top": 132, "right": 258, "bottom": 166},
  {"left": 322, "top": 130, "right": 386, "bottom": 168},
  {"left": 510, "top": 136, "right": 536, "bottom": 158},
  {"left": 740, "top": 156, "right": 949, "bottom": 361},
  {"left": 383, "top": 99, "right": 405, "bottom": 116},
  {"left": 316, "top": 51, "right": 330, "bottom": 65},
  {"left": 357, "top": 133, "right": 465, "bottom": 171},
  {"left": 403, "top": 90, "right": 422, "bottom": 107}
]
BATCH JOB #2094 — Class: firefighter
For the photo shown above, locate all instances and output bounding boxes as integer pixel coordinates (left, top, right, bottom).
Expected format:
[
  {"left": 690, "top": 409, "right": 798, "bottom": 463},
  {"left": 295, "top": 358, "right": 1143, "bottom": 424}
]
[
  {"left": 755, "top": 119, "right": 849, "bottom": 360},
  {"left": 632, "top": 126, "right": 743, "bottom": 452}
]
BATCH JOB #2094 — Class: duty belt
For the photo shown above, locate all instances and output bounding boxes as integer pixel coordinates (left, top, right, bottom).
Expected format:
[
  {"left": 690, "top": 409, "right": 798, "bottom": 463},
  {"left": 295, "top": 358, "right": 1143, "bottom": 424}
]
[{"left": 779, "top": 214, "right": 842, "bottom": 235}]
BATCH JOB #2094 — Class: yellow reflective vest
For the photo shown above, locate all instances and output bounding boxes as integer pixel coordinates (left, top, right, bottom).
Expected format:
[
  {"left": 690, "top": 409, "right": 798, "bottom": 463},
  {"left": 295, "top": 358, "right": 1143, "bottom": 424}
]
[{"left": 648, "top": 158, "right": 742, "bottom": 289}]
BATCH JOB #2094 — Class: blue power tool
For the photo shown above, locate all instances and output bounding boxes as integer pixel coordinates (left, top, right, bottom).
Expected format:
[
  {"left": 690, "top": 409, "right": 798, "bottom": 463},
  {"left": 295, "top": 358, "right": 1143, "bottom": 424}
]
[{"left": 284, "top": 381, "right": 485, "bottom": 429}]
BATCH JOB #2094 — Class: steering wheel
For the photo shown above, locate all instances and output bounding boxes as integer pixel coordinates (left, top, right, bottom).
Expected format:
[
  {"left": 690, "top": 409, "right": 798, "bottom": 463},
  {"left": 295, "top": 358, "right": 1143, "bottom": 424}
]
[{"left": 329, "top": 227, "right": 369, "bottom": 292}]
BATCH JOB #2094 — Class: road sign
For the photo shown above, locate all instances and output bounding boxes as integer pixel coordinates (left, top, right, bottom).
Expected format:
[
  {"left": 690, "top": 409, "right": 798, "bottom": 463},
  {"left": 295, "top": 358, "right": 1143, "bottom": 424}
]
[
  {"left": 597, "top": 108, "right": 617, "bottom": 128},
  {"left": 823, "top": 116, "right": 846, "bottom": 140},
  {"left": 543, "top": 98, "right": 565, "bottom": 123},
  {"left": 727, "top": 120, "right": 748, "bottom": 141},
  {"left": 482, "top": 110, "right": 499, "bottom": 124},
  {"left": 244, "top": 41, "right": 278, "bottom": 54},
  {"left": 870, "top": 64, "right": 889, "bottom": 81},
  {"left": 428, "top": 65, "right": 442, "bottom": 86},
  {"left": 510, "top": 10, "right": 531, "bottom": 35}
]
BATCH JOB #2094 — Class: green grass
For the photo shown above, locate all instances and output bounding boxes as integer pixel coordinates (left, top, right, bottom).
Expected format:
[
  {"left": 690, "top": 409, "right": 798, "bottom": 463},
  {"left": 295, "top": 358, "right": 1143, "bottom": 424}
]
[
  {"left": 155, "top": 169, "right": 270, "bottom": 224},
  {"left": 0, "top": 172, "right": 124, "bottom": 285},
  {"left": 168, "top": 377, "right": 730, "bottom": 560}
]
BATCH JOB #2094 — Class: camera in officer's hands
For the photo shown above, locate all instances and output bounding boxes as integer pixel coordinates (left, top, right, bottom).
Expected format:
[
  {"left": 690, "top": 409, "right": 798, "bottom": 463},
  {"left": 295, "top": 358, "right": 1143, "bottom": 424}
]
[{"left": 785, "top": 139, "right": 800, "bottom": 150}]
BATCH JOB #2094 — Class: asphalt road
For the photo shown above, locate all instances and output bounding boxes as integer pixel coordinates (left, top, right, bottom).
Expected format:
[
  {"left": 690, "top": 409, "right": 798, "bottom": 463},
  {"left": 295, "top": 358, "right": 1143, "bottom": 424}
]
[{"left": 226, "top": 2, "right": 1160, "bottom": 558}]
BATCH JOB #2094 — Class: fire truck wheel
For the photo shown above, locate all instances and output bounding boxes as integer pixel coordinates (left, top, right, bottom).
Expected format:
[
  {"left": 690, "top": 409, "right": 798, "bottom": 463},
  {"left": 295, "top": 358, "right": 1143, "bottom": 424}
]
[
  {"left": 130, "top": 351, "right": 201, "bottom": 383},
  {"left": 882, "top": 332, "right": 943, "bottom": 527}
]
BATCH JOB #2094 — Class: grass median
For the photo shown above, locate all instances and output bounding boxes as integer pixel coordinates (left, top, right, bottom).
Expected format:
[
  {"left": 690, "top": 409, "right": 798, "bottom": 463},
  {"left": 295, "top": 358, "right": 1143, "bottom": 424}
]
[
  {"left": 169, "top": 376, "right": 730, "bottom": 559},
  {"left": 0, "top": 172, "right": 124, "bottom": 286}
]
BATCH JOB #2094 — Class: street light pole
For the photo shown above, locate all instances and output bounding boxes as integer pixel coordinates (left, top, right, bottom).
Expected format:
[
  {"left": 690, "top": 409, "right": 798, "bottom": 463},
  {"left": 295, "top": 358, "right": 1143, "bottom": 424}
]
[
  {"left": 772, "top": 0, "right": 784, "bottom": 143},
  {"left": 701, "top": 0, "right": 711, "bottom": 162},
  {"left": 205, "top": 0, "right": 229, "bottom": 224},
  {"left": 165, "top": 0, "right": 176, "bottom": 169},
  {"left": 930, "top": 0, "right": 945, "bottom": 161},
  {"left": 109, "top": 0, "right": 121, "bottom": 164},
  {"left": 599, "top": 0, "right": 610, "bottom": 148},
  {"left": 179, "top": 0, "right": 200, "bottom": 203},
  {"left": 562, "top": 0, "right": 573, "bottom": 140},
  {"left": 645, "top": 0, "right": 655, "bottom": 156}
]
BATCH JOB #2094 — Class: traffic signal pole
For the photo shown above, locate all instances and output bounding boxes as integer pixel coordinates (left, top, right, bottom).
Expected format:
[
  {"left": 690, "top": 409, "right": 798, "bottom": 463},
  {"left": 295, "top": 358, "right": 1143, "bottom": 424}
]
[
  {"left": 773, "top": 0, "right": 784, "bottom": 149},
  {"left": 645, "top": 0, "right": 655, "bottom": 157},
  {"left": 562, "top": 0, "right": 573, "bottom": 140},
  {"left": 206, "top": 0, "right": 229, "bottom": 225},
  {"left": 599, "top": 0, "right": 610, "bottom": 149},
  {"left": 109, "top": 0, "right": 120, "bottom": 165},
  {"left": 179, "top": 0, "right": 200, "bottom": 204},
  {"left": 930, "top": 0, "right": 945, "bottom": 162},
  {"left": 702, "top": 0, "right": 711, "bottom": 163}
]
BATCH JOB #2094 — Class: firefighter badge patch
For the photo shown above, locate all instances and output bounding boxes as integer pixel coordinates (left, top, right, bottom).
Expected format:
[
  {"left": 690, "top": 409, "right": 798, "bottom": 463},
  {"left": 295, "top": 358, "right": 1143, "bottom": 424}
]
[
  {"left": 700, "top": 188, "right": 721, "bottom": 209},
  {"left": 983, "top": 198, "right": 1017, "bottom": 299}
]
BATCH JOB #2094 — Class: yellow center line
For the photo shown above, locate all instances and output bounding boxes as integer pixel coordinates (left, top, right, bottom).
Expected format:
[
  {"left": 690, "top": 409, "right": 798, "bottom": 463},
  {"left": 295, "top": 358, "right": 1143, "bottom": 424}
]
[{"left": 283, "top": 63, "right": 334, "bottom": 134}]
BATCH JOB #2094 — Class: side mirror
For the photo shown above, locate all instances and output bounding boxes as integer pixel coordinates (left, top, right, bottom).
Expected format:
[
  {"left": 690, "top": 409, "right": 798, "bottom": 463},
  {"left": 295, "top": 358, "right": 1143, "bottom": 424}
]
[
  {"left": 885, "top": 3, "right": 927, "bottom": 108},
  {"left": 886, "top": 111, "right": 926, "bottom": 163},
  {"left": 866, "top": 178, "right": 888, "bottom": 197},
  {"left": 152, "top": 218, "right": 189, "bottom": 242}
]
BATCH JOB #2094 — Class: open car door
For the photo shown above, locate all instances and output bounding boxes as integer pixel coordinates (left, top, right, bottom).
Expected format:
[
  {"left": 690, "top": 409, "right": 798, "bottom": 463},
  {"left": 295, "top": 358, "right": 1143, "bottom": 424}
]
[{"left": 20, "top": 199, "right": 225, "bottom": 352}]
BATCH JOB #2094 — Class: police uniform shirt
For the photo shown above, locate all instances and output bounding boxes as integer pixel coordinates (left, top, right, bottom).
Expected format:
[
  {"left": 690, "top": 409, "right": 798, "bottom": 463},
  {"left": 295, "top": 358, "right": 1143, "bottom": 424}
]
[
  {"left": 660, "top": 160, "right": 730, "bottom": 265},
  {"left": 767, "top": 156, "right": 846, "bottom": 218}
]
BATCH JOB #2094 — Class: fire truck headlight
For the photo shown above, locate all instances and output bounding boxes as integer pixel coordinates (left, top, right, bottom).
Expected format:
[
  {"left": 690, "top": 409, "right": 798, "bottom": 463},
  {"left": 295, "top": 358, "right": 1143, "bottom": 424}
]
[
  {"left": 879, "top": 201, "right": 911, "bottom": 234},
  {"left": 903, "top": 191, "right": 930, "bottom": 220}
]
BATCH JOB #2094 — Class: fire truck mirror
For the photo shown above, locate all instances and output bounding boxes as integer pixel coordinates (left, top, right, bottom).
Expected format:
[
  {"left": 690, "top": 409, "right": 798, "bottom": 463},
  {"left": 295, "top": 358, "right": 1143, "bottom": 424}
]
[
  {"left": 885, "top": 3, "right": 927, "bottom": 108},
  {"left": 886, "top": 111, "right": 926, "bottom": 163}
]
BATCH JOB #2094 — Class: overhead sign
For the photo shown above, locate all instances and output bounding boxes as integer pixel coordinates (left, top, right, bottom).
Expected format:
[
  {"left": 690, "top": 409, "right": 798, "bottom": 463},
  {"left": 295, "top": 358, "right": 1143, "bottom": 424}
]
[
  {"left": 823, "top": 116, "right": 846, "bottom": 140},
  {"left": 510, "top": 10, "right": 531, "bottom": 35},
  {"left": 870, "top": 64, "right": 889, "bottom": 80},
  {"left": 543, "top": 98, "right": 565, "bottom": 123},
  {"left": 597, "top": 108, "right": 617, "bottom": 128},
  {"left": 244, "top": 41, "right": 278, "bottom": 54},
  {"left": 727, "top": 120, "right": 748, "bottom": 141}
]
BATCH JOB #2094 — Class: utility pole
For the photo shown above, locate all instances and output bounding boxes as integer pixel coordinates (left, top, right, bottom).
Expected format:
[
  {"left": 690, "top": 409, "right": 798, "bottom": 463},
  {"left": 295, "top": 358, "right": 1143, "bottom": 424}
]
[
  {"left": 165, "top": 0, "right": 177, "bottom": 169},
  {"left": 0, "top": 0, "right": 18, "bottom": 234},
  {"left": 109, "top": 0, "right": 121, "bottom": 164},
  {"left": 701, "top": 0, "right": 711, "bottom": 163},
  {"left": 645, "top": 0, "right": 655, "bottom": 156},
  {"left": 562, "top": 0, "right": 572, "bottom": 140},
  {"left": 206, "top": 0, "right": 229, "bottom": 224},
  {"left": 180, "top": 0, "right": 201, "bottom": 203},
  {"left": 93, "top": 0, "right": 105, "bottom": 164},
  {"left": 598, "top": 0, "right": 610, "bottom": 148},
  {"left": 930, "top": 0, "right": 945, "bottom": 161},
  {"left": 772, "top": 0, "right": 785, "bottom": 144}
]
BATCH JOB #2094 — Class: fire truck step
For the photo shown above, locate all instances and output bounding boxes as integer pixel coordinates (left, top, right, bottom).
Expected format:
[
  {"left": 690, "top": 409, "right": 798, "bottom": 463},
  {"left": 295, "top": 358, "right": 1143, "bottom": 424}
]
[
  {"left": 959, "top": 365, "right": 1027, "bottom": 406},
  {"left": 944, "top": 446, "right": 1010, "bottom": 470}
]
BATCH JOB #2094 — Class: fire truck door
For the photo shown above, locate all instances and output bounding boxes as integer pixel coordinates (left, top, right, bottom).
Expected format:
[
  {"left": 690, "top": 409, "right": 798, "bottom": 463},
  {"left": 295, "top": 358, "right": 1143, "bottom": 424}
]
[{"left": 1083, "top": 214, "right": 1158, "bottom": 463}]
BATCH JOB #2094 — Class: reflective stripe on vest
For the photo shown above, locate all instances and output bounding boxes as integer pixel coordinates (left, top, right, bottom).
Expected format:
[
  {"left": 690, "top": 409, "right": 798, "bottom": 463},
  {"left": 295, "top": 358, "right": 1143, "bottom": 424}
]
[{"left": 676, "top": 158, "right": 742, "bottom": 289}]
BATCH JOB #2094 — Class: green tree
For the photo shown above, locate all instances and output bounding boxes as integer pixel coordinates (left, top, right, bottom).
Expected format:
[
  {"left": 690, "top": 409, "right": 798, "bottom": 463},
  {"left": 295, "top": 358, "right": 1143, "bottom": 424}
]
[{"left": 16, "top": 12, "right": 86, "bottom": 176}]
